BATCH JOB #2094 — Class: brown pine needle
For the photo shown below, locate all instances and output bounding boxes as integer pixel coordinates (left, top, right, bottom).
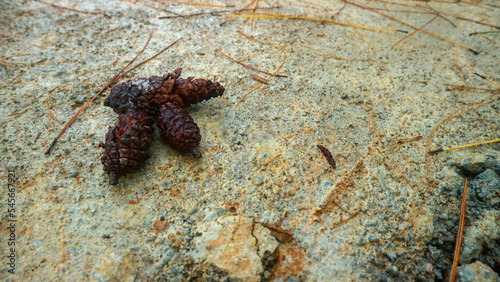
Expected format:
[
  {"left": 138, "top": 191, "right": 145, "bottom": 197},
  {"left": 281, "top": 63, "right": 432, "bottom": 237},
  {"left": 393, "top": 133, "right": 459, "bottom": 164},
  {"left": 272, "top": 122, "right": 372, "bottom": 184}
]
[
  {"left": 0, "top": 30, "right": 44, "bottom": 48},
  {"left": 156, "top": 0, "right": 226, "bottom": 7},
  {"left": 36, "top": 0, "right": 104, "bottom": 14},
  {"left": 0, "top": 52, "right": 9, "bottom": 76},
  {"left": 428, "top": 139, "right": 500, "bottom": 155},
  {"left": 45, "top": 32, "right": 182, "bottom": 155},
  {"left": 109, "top": 30, "right": 156, "bottom": 82},
  {"left": 118, "top": 36, "right": 183, "bottom": 79},
  {"left": 233, "top": 84, "right": 262, "bottom": 109},
  {"left": 474, "top": 73, "right": 500, "bottom": 88},
  {"left": 250, "top": 0, "right": 260, "bottom": 31},
  {"left": 225, "top": 0, "right": 257, "bottom": 23},
  {"left": 228, "top": 14, "right": 401, "bottom": 31},
  {"left": 237, "top": 30, "right": 271, "bottom": 47},
  {"left": 392, "top": 15, "right": 438, "bottom": 47},
  {"left": 344, "top": 0, "right": 479, "bottom": 54},
  {"left": 417, "top": 4, "right": 500, "bottom": 30},
  {"left": 0, "top": 61, "right": 24, "bottom": 71},
  {"left": 159, "top": 6, "right": 277, "bottom": 19},
  {"left": 236, "top": 30, "right": 287, "bottom": 76},
  {"left": 444, "top": 84, "right": 500, "bottom": 92},
  {"left": 197, "top": 34, "right": 287, "bottom": 77},
  {"left": 470, "top": 31, "right": 500, "bottom": 36},
  {"left": 126, "top": 0, "right": 178, "bottom": 15},
  {"left": 450, "top": 178, "right": 468, "bottom": 282}
]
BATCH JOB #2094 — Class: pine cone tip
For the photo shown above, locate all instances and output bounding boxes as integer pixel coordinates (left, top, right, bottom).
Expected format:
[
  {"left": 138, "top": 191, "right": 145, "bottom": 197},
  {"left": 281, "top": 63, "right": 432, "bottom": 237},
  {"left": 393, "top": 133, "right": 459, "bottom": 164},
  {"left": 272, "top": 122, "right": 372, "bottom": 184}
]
[
  {"left": 109, "top": 172, "right": 119, "bottom": 185},
  {"left": 190, "top": 147, "right": 202, "bottom": 159}
]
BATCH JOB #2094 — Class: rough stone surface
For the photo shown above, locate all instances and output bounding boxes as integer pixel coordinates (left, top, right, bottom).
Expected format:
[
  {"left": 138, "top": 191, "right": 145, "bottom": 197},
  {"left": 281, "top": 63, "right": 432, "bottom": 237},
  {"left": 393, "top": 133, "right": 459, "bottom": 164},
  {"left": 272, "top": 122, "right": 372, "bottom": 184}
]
[
  {"left": 460, "top": 210, "right": 500, "bottom": 264},
  {"left": 456, "top": 261, "right": 500, "bottom": 282},
  {"left": 191, "top": 215, "right": 278, "bottom": 281},
  {"left": 0, "top": 0, "right": 498, "bottom": 281}
]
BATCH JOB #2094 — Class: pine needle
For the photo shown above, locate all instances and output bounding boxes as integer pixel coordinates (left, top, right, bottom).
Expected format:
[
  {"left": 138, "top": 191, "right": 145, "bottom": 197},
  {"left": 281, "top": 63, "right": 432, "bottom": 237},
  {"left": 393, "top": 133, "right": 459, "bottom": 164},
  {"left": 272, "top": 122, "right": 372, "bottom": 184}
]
[
  {"left": 344, "top": 0, "right": 479, "bottom": 54},
  {"left": 428, "top": 139, "right": 500, "bottom": 155},
  {"left": 224, "top": 0, "right": 257, "bottom": 23},
  {"left": 416, "top": 4, "right": 500, "bottom": 30},
  {"left": 126, "top": 0, "right": 178, "bottom": 15},
  {"left": 0, "top": 30, "right": 44, "bottom": 48},
  {"left": 36, "top": 0, "right": 104, "bottom": 14},
  {"left": 470, "top": 31, "right": 500, "bottom": 36},
  {"left": 392, "top": 15, "right": 438, "bottom": 47},
  {"left": 444, "top": 84, "right": 500, "bottom": 92},
  {"left": 227, "top": 14, "right": 402, "bottom": 31},
  {"left": 233, "top": 84, "right": 262, "bottom": 109},
  {"left": 197, "top": 34, "right": 287, "bottom": 77},
  {"left": 449, "top": 178, "right": 468, "bottom": 282},
  {"left": 155, "top": 0, "right": 226, "bottom": 7},
  {"left": 474, "top": 73, "right": 500, "bottom": 88},
  {"left": 236, "top": 30, "right": 287, "bottom": 76},
  {"left": 158, "top": 6, "right": 277, "bottom": 19},
  {"left": 0, "top": 61, "right": 24, "bottom": 71}
]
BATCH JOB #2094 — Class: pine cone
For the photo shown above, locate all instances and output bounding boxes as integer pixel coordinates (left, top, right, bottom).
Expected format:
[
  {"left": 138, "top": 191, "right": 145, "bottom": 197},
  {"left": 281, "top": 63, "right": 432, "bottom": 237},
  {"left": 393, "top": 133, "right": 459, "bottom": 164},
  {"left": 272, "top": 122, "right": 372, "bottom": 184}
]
[
  {"left": 99, "top": 110, "right": 155, "bottom": 185},
  {"left": 104, "top": 68, "right": 182, "bottom": 114},
  {"left": 172, "top": 77, "right": 225, "bottom": 107},
  {"left": 156, "top": 102, "right": 202, "bottom": 158},
  {"left": 101, "top": 69, "right": 225, "bottom": 185}
]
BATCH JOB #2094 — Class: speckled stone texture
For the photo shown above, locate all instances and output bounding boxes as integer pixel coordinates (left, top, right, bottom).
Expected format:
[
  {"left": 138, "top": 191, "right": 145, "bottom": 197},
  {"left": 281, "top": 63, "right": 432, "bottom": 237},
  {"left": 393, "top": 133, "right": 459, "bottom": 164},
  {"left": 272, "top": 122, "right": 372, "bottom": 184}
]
[{"left": 0, "top": 0, "right": 499, "bottom": 281}]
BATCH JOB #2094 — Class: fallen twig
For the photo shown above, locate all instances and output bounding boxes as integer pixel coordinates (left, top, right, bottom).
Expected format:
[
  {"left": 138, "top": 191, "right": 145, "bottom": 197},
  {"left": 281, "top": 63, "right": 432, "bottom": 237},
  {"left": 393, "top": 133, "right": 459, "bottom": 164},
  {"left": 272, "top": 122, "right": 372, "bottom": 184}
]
[{"left": 450, "top": 178, "right": 468, "bottom": 282}]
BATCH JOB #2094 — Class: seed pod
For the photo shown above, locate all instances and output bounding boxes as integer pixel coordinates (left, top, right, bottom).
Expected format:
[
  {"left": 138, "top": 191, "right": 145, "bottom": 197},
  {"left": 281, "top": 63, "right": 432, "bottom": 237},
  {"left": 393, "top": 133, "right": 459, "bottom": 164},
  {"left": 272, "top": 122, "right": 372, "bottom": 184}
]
[
  {"left": 317, "top": 145, "right": 336, "bottom": 169},
  {"left": 156, "top": 102, "right": 202, "bottom": 158},
  {"left": 99, "top": 110, "right": 155, "bottom": 185}
]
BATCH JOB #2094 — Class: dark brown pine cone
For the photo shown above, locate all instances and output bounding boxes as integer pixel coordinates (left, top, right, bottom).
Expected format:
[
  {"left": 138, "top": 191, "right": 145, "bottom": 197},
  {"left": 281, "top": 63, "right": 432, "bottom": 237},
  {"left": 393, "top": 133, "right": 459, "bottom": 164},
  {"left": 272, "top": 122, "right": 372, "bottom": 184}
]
[
  {"left": 99, "top": 110, "right": 155, "bottom": 185},
  {"left": 172, "top": 77, "right": 225, "bottom": 107},
  {"left": 156, "top": 102, "right": 202, "bottom": 158},
  {"left": 104, "top": 68, "right": 182, "bottom": 114}
]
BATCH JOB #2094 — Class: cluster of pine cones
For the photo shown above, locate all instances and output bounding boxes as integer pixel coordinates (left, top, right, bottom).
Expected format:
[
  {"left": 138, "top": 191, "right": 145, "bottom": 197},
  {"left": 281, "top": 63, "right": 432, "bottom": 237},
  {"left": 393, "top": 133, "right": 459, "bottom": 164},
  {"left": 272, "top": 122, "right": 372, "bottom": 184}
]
[{"left": 99, "top": 68, "right": 225, "bottom": 185}]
